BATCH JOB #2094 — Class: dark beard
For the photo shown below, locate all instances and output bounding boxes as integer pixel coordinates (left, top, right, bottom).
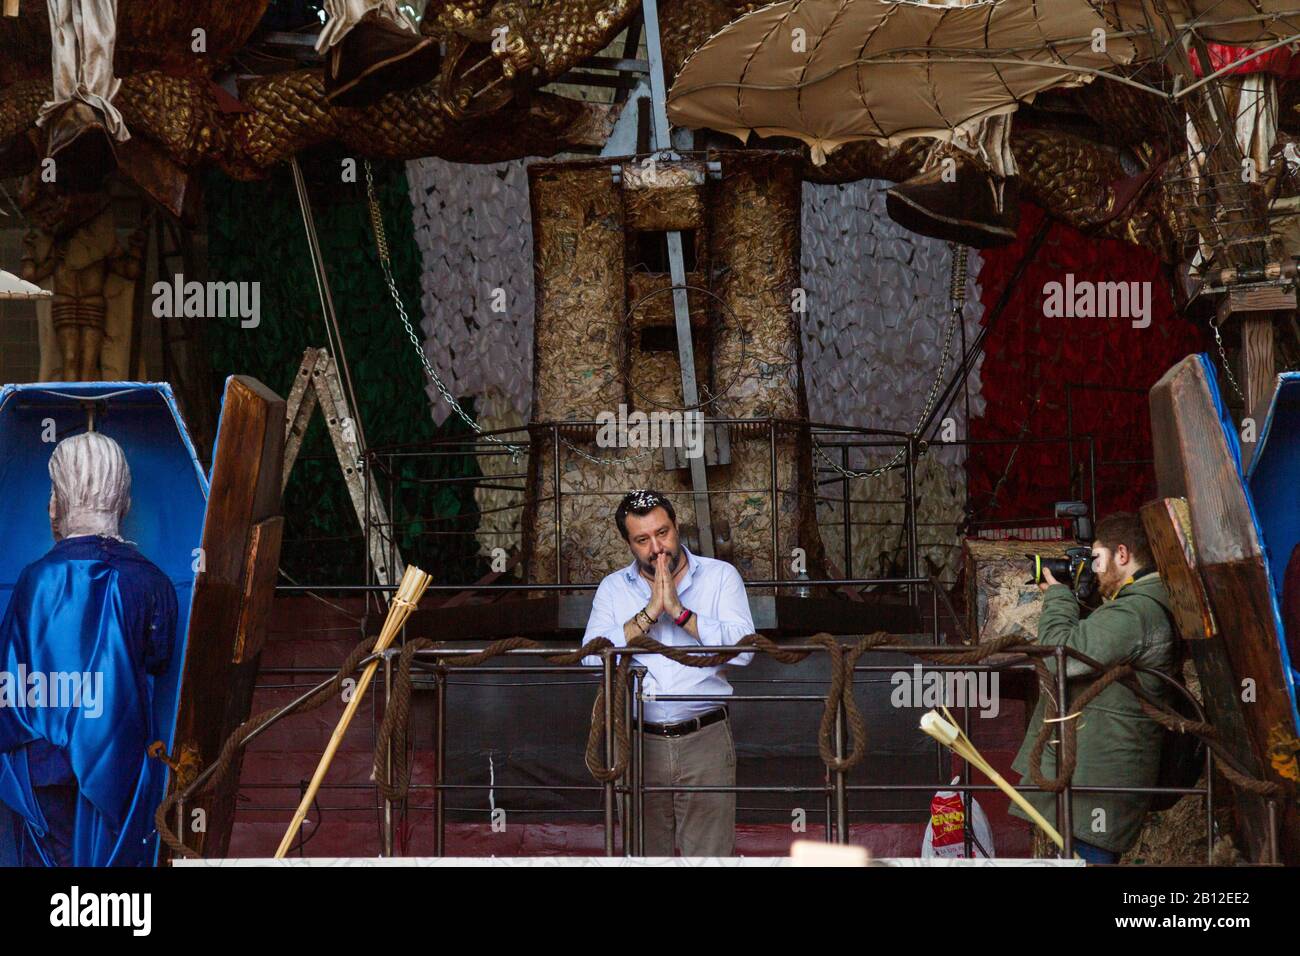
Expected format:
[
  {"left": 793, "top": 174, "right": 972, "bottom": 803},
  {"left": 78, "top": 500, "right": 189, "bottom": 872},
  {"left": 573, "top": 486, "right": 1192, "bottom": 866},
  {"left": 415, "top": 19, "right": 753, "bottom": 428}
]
[
  {"left": 639, "top": 548, "right": 680, "bottom": 577},
  {"left": 1098, "top": 566, "right": 1127, "bottom": 599}
]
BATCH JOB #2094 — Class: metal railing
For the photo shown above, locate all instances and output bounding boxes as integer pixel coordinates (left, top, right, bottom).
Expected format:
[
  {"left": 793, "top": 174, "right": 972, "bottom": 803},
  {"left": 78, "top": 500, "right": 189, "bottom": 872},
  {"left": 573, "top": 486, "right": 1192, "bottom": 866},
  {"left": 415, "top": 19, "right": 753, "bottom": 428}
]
[
  {"left": 394, "top": 643, "right": 1237, "bottom": 861},
  {"left": 238, "top": 577, "right": 1261, "bottom": 864},
  {"left": 354, "top": 419, "right": 1103, "bottom": 600}
]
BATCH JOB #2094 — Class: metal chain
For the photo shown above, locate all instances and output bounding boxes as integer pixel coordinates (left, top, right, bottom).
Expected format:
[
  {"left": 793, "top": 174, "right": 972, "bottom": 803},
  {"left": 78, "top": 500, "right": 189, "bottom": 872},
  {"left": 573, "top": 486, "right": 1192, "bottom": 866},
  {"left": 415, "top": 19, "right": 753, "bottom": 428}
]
[
  {"left": 1211, "top": 317, "right": 1247, "bottom": 405},
  {"left": 813, "top": 242, "right": 969, "bottom": 480},
  {"left": 368, "top": 160, "right": 694, "bottom": 470},
  {"left": 558, "top": 436, "right": 660, "bottom": 466},
  {"left": 365, "top": 160, "right": 525, "bottom": 460}
]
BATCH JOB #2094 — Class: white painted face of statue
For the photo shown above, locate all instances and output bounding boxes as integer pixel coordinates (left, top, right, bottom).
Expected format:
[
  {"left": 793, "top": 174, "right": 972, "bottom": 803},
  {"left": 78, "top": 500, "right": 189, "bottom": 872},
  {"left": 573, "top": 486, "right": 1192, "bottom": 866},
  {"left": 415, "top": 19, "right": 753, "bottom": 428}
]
[{"left": 47, "top": 431, "right": 131, "bottom": 542}]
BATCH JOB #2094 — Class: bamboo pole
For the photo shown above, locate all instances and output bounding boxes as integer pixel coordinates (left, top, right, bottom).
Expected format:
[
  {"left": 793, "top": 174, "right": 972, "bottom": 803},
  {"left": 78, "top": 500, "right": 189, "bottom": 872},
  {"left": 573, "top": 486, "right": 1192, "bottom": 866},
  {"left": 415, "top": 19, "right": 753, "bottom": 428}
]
[
  {"left": 274, "top": 564, "right": 430, "bottom": 858},
  {"left": 920, "top": 707, "right": 1076, "bottom": 856}
]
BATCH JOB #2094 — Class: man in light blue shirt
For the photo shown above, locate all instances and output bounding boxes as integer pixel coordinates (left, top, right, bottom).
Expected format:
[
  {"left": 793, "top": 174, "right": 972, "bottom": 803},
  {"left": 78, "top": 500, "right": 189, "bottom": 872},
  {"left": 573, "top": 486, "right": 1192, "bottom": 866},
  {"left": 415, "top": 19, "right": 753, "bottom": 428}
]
[{"left": 582, "top": 489, "right": 755, "bottom": 856}]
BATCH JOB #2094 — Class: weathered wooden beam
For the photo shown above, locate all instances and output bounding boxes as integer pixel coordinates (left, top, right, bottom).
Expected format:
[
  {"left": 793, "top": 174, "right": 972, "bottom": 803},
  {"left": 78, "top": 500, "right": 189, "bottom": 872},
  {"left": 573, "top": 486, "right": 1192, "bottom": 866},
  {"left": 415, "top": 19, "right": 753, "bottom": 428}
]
[
  {"left": 1216, "top": 285, "right": 1291, "bottom": 422},
  {"left": 1141, "top": 498, "right": 1216, "bottom": 642},
  {"left": 1150, "top": 356, "right": 1298, "bottom": 862},
  {"left": 1140, "top": 498, "right": 1272, "bottom": 857},
  {"left": 1239, "top": 313, "right": 1278, "bottom": 421},
  {"left": 168, "top": 376, "right": 286, "bottom": 859},
  {"left": 231, "top": 516, "right": 285, "bottom": 665}
]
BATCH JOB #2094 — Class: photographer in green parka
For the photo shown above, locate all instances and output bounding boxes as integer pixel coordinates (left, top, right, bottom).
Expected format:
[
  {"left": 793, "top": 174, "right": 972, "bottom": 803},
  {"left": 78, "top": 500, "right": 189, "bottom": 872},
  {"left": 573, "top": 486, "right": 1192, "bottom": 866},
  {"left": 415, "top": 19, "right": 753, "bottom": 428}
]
[{"left": 1010, "top": 512, "right": 1178, "bottom": 864}]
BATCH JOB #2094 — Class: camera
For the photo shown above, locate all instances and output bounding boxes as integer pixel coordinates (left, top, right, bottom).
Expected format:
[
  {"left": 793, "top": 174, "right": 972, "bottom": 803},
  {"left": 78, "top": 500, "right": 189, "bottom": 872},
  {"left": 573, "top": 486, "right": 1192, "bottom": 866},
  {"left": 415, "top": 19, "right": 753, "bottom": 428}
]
[{"left": 1026, "top": 546, "right": 1098, "bottom": 601}]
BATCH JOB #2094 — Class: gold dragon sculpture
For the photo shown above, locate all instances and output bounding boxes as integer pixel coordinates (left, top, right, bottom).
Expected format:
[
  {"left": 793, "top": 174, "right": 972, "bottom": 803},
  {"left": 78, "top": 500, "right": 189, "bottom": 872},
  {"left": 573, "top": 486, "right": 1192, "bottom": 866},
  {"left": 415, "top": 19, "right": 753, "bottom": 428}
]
[{"left": 1, "top": 0, "right": 1295, "bottom": 263}]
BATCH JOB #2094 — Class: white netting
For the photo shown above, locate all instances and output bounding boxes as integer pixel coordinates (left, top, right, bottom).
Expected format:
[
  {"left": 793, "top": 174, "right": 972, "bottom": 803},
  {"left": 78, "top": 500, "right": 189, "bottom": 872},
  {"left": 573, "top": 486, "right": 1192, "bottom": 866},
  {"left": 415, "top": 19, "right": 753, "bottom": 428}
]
[
  {"left": 404, "top": 162, "right": 985, "bottom": 578},
  {"left": 406, "top": 156, "right": 535, "bottom": 426},
  {"left": 406, "top": 156, "right": 536, "bottom": 559},
  {"left": 800, "top": 179, "right": 986, "bottom": 582}
]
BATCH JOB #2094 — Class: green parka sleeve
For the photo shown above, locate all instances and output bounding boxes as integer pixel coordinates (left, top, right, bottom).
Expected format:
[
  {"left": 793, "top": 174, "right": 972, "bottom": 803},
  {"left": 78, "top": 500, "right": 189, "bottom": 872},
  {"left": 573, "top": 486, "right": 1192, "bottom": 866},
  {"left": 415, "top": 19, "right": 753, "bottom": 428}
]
[{"left": 1035, "top": 584, "right": 1151, "bottom": 678}]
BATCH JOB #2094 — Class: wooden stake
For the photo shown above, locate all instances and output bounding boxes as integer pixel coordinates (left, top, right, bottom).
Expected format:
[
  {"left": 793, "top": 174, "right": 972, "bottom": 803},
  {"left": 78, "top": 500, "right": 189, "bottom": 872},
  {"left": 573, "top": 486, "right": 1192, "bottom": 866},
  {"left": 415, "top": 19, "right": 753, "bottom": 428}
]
[
  {"left": 274, "top": 565, "right": 430, "bottom": 858},
  {"left": 920, "top": 708, "right": 1074, "bottom": 856},
  {"left": 2, "top": 2, "right": 18, "bottom": 19}
]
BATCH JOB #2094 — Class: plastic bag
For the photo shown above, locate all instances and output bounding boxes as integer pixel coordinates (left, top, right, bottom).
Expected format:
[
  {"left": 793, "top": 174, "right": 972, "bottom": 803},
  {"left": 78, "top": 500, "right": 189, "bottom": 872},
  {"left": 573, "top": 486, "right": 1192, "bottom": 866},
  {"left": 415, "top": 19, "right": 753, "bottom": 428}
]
[{"left": 921, "top": 776, "right": 995, "bottom": 858}]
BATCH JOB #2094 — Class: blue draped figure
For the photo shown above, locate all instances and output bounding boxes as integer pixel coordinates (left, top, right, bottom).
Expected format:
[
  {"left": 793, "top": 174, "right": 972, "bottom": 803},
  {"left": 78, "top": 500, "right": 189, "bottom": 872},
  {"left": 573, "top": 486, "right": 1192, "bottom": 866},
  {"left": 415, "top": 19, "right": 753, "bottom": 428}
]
[{"left": 0, "top": 431, "right": 176, "bottom": 866}]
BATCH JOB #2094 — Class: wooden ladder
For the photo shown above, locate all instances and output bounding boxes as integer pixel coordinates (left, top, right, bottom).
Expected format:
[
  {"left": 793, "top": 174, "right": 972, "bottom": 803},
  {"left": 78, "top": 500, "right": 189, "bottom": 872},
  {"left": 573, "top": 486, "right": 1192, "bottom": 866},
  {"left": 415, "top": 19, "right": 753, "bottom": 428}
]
[{"left": 283, "top": 346, "right": 404, "bottom": 586}]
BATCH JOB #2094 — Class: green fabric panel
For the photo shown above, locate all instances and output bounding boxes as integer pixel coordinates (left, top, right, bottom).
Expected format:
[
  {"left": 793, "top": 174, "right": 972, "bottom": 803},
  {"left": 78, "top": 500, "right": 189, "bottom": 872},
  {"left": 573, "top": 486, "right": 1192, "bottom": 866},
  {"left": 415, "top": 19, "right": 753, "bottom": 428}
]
[{"left": 204, "top": 159, "right": 483, "bottom": 584}]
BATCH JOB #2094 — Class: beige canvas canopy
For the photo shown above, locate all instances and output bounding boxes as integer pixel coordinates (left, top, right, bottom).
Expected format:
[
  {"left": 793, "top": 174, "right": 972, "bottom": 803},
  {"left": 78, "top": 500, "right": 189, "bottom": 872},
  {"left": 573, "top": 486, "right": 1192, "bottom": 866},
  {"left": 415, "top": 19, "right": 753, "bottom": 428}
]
[
  {"left": 0, "top": 269, "right": 50, "bottom": 300},
  {"left": 1172, "top": 0, "right": 1300, "bottom": 44},
  {"left": 668, "top": 0, "right": 1137, "bottom": 164}
]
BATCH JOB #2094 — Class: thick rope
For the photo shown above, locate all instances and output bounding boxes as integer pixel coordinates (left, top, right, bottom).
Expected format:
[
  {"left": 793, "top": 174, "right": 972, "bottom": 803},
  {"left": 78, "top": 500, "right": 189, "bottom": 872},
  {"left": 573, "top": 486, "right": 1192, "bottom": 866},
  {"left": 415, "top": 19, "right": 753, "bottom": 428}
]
[
  {"left": 157, "top": 630, "right": 1287, "bottom": 857},
  {"left": 154, "top": 635, "right": 378, "bottom": 858},
  {"left": 1023, "top": 658, "right": 1284, "bottom": 799}
]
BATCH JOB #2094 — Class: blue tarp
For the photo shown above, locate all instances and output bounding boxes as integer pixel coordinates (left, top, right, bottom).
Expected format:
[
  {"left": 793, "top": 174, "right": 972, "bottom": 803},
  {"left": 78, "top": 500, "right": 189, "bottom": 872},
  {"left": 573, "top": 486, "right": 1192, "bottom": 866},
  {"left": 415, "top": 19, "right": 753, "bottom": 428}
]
[
  {"left": 1197, "top": 354, "right": 1300, "bottom": 731},
  {"left": 0, "top": 382, "right": 208, "bottom": 864}
]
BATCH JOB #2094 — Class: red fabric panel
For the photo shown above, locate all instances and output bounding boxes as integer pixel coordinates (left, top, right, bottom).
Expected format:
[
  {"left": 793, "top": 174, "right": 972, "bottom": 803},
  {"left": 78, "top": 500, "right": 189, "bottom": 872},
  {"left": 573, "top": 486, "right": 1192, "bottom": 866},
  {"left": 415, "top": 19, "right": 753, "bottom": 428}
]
[
  {"left": 1283, "top": 544, "right": 1300, "bottom": 663},
  {"left": 966, "top": 204, "right": 1208, "bottom": 526},
  {"left": 1189, "top": 44, "right": 1300, "bottom": 79}
]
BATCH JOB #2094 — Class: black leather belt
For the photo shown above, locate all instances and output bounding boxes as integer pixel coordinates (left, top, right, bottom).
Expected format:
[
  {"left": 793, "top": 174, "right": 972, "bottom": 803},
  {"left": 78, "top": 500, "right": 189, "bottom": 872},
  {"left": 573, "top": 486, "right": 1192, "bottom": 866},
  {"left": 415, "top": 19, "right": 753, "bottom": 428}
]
[{"left": 636, "top": 707, "right": 728, "bottom": 738}]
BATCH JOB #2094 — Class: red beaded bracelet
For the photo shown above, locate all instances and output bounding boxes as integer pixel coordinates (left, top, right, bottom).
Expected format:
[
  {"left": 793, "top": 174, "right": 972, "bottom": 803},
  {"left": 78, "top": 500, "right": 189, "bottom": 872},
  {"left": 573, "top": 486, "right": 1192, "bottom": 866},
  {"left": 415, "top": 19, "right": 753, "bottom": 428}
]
[{"left": 673, "top": 607, "right": 693, "bottom": 627}]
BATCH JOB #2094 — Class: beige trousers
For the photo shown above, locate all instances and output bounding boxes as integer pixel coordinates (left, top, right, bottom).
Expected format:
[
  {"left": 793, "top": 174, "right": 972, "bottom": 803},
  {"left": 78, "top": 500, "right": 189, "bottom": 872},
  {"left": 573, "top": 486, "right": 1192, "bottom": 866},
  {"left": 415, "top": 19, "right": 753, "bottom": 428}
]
[{"left": 636, "top": 716, "right": 737, "bottom": 857}]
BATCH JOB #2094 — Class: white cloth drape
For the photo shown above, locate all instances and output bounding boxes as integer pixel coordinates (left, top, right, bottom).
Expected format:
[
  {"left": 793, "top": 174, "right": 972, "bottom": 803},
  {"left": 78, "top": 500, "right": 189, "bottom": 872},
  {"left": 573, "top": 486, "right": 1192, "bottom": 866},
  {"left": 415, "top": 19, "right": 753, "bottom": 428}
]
[
  {"left": 1185, "top": 72, "right": 1277, "bottom": 183},
  {"left": 37, "top": 0, "right": 128, "bottom": 141},
  {"left": 947, "top": 113, "right": 1019, "bottom": 182},
  {"left": 316, "top": 0, "right": 413, "bottom": 53},
  {"left": 405, "top": 156, "right": 535, "bottom": 425},
  {"left": 1185, "top": 72, "right": 1278, "bottom": 265}
]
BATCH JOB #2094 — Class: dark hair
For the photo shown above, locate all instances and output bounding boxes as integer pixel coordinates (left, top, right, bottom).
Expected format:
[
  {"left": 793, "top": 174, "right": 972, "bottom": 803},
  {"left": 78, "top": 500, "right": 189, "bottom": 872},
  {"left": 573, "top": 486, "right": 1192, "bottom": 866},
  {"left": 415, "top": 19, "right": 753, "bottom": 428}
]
[
  {"left": 615, "top": 489, "right": 676, "bottom": 540},
  {"left": 1094, "top": 512, "right": 1153, "bottom": 567}
]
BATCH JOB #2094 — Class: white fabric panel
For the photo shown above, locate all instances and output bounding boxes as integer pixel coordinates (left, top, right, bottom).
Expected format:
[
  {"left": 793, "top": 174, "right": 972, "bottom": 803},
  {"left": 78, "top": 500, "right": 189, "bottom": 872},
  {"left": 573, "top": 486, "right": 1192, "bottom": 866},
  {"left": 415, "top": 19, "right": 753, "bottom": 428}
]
[{"left": 406, "top": 156, "right": 535, "bottom": 558}]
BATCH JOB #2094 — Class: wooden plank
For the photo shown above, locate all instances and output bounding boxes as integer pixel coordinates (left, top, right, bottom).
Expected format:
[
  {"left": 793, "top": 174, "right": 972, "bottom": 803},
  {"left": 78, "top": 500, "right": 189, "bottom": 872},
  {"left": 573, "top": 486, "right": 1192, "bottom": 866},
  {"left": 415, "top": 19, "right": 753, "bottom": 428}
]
[
  {"left": 1139, "top": 498, "right": 1272, "bottom": 853},
  {"left": 1140, "top": 498, "right": 1216, "bottom": 641},
  {"left": 232, "top": 516, "right": 285, "bottom": 665},
  {"left": 168, "top": 376, "right": 285, "bottom": 859},
  {"left": 1217, "top": 285, "right": 1295, "bottom": 323},
  {"left": 1149, "top": 356, "right": 1297, "bottom": 863},
  {"left": 1199, "top": 562, "right": 1295, "bottom": 859},
  {"left": 1149, "top": 357, "right": 1260, "bottom": 563},
  {"left": 1238, "top": 312, "right": 1278, "bottom": 423}
]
